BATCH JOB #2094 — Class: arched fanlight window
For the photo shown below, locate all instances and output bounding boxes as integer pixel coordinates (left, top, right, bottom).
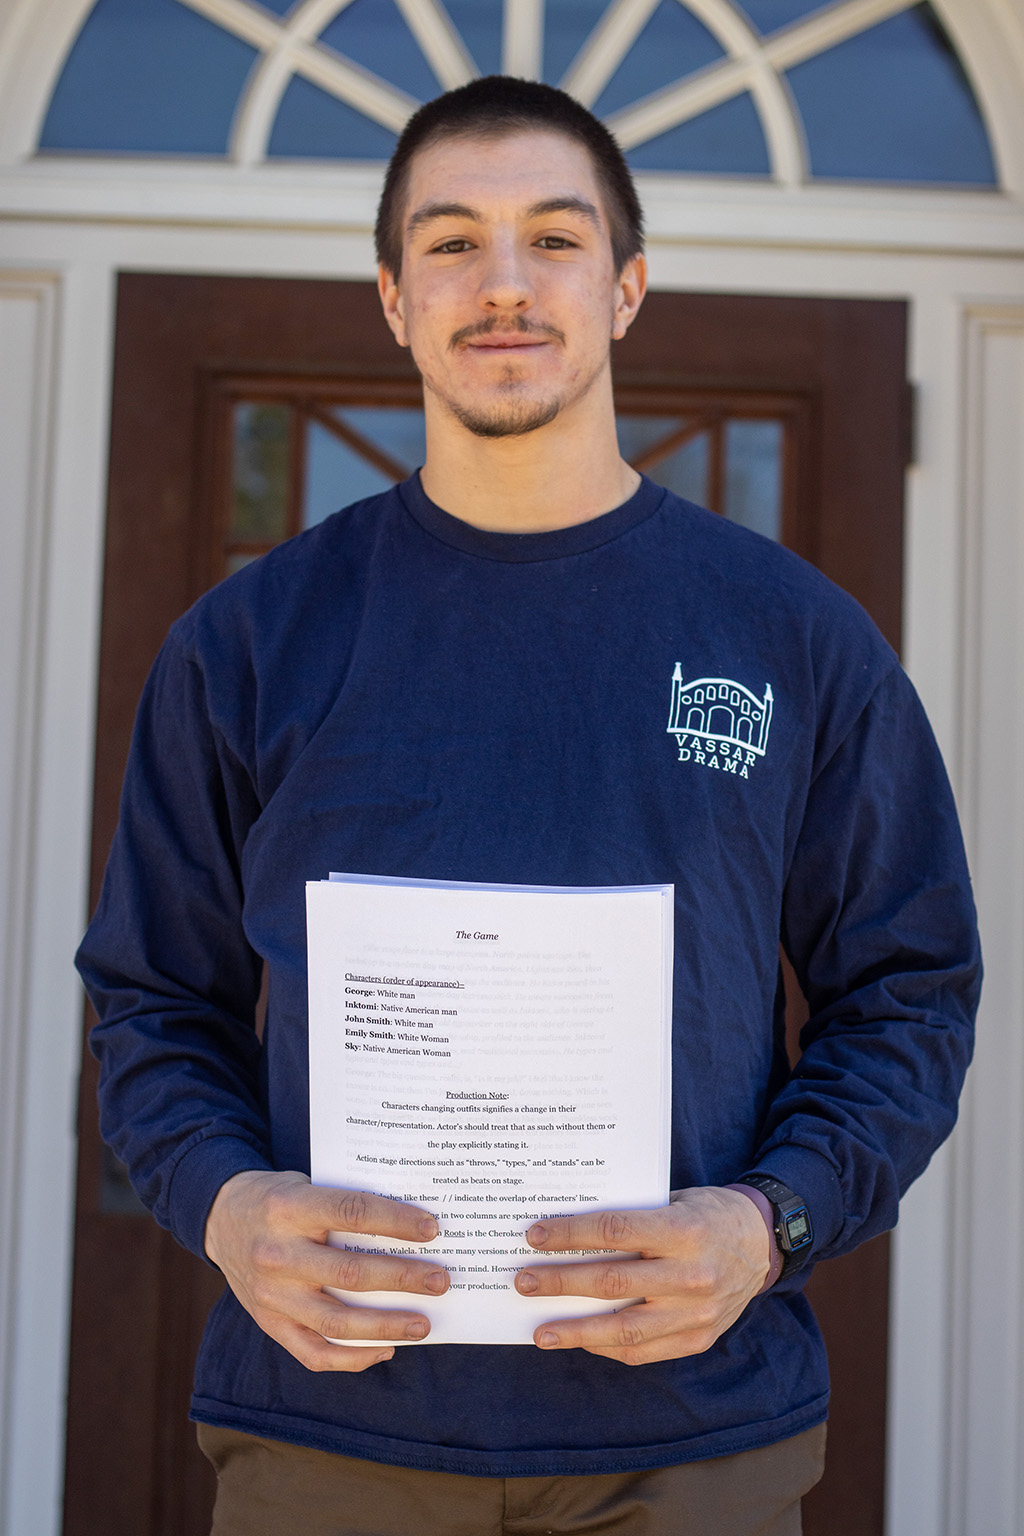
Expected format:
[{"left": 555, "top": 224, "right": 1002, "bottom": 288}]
[{"left": 39, "top": 0, "right": 998, "bottom": 187}]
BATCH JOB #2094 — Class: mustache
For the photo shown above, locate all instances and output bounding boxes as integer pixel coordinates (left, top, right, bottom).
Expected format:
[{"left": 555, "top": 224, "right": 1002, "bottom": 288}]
[{"left": 448, "top": 315, "right": 566, "bottom": 352}]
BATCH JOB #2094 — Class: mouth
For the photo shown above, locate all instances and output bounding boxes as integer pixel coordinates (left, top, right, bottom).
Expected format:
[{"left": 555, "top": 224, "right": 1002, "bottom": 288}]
[
  {"left": 466, "top": 335, "right": 549, "bottom": 352},
  {"left": 450, "top": 319, "right": 566, "bottom": 355}
]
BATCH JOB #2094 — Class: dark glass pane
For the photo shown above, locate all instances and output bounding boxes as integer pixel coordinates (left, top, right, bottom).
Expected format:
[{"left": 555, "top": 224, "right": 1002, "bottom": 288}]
[
  {"left": 542, "top": 0, "right": 610, "bottom": 86},
  {"left": 226, "top": 551, "right": 264, "bottom": 575},
  {"left": 733, "top": 0, "right": 827, "bottom": 35},
  {"left": 318, "top": 0, "right": 440, "bottom": 101},
  {"left": 99, "top": 1144, "right": 148, "bottom": 1215},
  {"left": 617, "top": 416, "right": 685, "bottom": 462},
  {"left": 305, "top": 420, "right": 397, "bottom": 527},
  {"left": 787, "top": 3, "right": 997, "bottom": 185},
  {"left": 335, "top": 407, "right": 426, "bottom": 471},
  {"left": 268, "top": 76, "right": 398, "bottom": 159},
  {"left": 232, "top": 403, "right": 291, "bottom": 540},
  {"left": 39, "top": 0, "right": 257, "bottom": 154},
  {"left": 643, "top": 432, "right": 709, "bottom": 504},
  {"left": 626, "top": 91, "right": 770, "bottom": 176},
  {"left": 724, "top": 419, "right": 782, "bottom": 540},
  {"left": 445, "top": 0, "right": 502, "bottom": 76},
  {"left": 593, "top": 0, "right": 724, "bottom": 118}
]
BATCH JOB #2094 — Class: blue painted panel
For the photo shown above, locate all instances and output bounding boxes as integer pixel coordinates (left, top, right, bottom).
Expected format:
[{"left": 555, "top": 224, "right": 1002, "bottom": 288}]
[
  {"left": 268, "top": 75, "right": 398, "bottom": 159},
  {"left": 39, "top": 0, "right": 257, "bottom": 154},
  {"left": 444, "top": 0, "right": 502, "bottom": 77},
  {"left": 543, "top": 0, "right": 610, "bottom": 86},
  {"left": 787, "top": 3, "right": 998, "bottom": 184},
  {"left": 254, "top": 0, "right": 297, "bottom": 16},
  {"left": 592, "top": 0, "right": 724, "bottom": 118},
  {"left": 733, "top": 0, "right": 826, "bottom": 36},
  {"left": 318, "top": 0, "right": 440, "bottom": 101},
  {"left": 626, "top": 91, "right": 770, "bottom": 175}
]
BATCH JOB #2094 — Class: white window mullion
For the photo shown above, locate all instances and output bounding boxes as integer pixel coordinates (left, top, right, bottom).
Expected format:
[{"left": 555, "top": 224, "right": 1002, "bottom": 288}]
[{"left": 502, "top": 0, "right": 544, "bottom": 80}]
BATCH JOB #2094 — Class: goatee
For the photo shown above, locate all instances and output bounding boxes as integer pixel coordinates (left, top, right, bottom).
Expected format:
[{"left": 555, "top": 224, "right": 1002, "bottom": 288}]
[{"left": 443, "top": 392, "right": 561, "bottom": 439}]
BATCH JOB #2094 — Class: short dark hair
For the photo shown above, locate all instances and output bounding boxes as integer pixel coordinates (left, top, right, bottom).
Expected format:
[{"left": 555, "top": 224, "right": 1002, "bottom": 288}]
[{"left": 375, "top": 76, "right": 644, "bottom": 277}]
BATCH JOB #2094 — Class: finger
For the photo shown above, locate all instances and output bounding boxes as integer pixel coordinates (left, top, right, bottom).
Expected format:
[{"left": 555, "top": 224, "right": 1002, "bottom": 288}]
[
  {"left": 515, "top": 1258, "right": 688, "bottom": 1302},
  {"left": 526, "top": 1207, "right": 675, "bottom": 1255},
  {"left": 533, "top": 1299, "right": 714, "bottom": 1359},
  {"left": 296, "top": 1244, "right": 450, "bottom": 1297},
  {"left": 264, "top": 1315, "right": 398, "bottom": 1374},
  {"left": 288, "top": 1185, "right": 440, "bottom": 1243},
  {"left": 264, "top": 1284, "right": 434, "bottom": 1345}
]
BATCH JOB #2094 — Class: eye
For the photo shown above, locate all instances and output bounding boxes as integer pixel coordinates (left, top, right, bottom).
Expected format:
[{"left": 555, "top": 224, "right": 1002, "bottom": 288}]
[
  {"left": 536, "top": 236, "right": 579, "bottom": 250},
  {"left": 431, "top": 238, "right": 474, "bottom": 254}
]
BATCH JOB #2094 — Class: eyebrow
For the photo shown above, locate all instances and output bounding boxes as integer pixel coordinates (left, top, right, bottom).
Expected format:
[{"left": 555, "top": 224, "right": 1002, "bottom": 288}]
[{"left": 405, "top": 195, "right": 603, "bottom": 240}]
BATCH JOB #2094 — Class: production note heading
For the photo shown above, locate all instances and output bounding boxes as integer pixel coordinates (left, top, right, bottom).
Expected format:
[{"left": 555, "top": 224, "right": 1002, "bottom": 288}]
[{"left": 306, "top": 873, "right": 674, "bottom": 1345}]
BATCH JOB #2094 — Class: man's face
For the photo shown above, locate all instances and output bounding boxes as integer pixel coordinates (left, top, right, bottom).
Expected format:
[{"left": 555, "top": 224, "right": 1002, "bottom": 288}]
[{"left": 378, "top": 129, "right": 645, "bottom": 440}]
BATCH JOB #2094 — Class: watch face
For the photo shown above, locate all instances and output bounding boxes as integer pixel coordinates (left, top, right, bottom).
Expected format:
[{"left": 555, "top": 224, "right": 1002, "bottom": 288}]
[{"left": 782, "top": 1209, "right": 812, "bottom": 1251}]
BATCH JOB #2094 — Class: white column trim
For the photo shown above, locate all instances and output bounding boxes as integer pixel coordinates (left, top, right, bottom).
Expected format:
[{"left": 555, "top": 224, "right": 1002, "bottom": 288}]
[
  {"left": 0, "top": 258, "right": 116, "bottom": 1536},
  {"left": 944, "top": 303, "right": 1024, "bottom": 1536},
  {"left": 0, "top": 269, "right": 59, "bottom": 1536}
]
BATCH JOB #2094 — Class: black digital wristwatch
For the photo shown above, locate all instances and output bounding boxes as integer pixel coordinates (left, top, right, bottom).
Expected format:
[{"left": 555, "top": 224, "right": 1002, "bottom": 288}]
[{"left": 738, "top": 1173, "right": 814, "bottom": 1280}]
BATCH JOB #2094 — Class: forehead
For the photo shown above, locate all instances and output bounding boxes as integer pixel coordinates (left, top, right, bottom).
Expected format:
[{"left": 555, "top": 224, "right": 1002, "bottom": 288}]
[{"left": 402, "top": 129, "right": 607, "bottom": 226}]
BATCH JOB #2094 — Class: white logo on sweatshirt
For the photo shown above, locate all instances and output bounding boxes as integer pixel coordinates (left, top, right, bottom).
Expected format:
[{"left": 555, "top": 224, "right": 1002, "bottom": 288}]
[{"left": 667, "top": 663, "right": 773, "bottom": 779}]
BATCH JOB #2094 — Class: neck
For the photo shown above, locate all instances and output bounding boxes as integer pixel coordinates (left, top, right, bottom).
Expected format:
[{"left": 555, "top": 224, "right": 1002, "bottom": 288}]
[{"left": 418, "top": 384, "right": 639, "bottom": 533}]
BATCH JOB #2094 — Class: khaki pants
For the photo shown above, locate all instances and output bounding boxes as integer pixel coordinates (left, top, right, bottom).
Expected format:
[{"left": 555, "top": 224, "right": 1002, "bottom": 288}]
[{"left": 198, "top": 1420, "right": 826, "bottom": 1536}]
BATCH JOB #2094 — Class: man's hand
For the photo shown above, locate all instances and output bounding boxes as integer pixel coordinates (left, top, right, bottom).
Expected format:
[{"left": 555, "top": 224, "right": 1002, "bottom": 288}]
[
  {"left": 513, "top": 1185, "right": 771, "bottom": 1365},
  {"left": 204, "top": 1170, "right": 449, "bottom": 1372}
]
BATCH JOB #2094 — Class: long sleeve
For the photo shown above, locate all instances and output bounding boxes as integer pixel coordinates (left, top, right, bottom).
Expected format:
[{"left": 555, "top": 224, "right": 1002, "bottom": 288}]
[
  {"left": 76, "top": 630, "right": 273, "bottom": 1259},
  {"left": 751, "top": 663, "right": 981, "bottom": 1269}
]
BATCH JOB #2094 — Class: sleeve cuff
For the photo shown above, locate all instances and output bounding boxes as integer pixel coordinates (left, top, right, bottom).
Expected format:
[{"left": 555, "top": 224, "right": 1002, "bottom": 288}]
[
  {"left": 744, "top": 1143, "right": 845, "bottom": 1264},
  {"left": 165, "top": 1133, "right": 275, "bottom": 1262}
]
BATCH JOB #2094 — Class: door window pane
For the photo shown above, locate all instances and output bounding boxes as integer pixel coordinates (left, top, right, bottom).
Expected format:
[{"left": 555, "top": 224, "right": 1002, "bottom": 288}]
[
  {"left": 305, "top": 420, "right": 396, "bottom": 528},
  {"left": 337, "top": 407, "right": 427, "bottom": 473},
  {"left": 231, "top": 403, "right": 291, "bottom": 540},
  {"left": 724, "top": 419, "right": 782, "bottom": 540},
  {"left": 645, "top": 432, "right": 710, "bottom": 505}
]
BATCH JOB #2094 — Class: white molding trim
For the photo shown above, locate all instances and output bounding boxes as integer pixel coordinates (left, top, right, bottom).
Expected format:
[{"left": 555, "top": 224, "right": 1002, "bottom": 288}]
[
  {"left": 935, "top": 0, "right": 1024, "bottom": 197},
  {"left": 945, "top": 303, "right": 1024, "bottom": 1536},
  {"left": 1, "top": 160, "right": 1022, "bottom": 258},
  {"left": 0, "top": 269, "right": 58, "bottom": 1536},
  {"left": 0, "top": 257, "right": 115, "bottom": 1536}
]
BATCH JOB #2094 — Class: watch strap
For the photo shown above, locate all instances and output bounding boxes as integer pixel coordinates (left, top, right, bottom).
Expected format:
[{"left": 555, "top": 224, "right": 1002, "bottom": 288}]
[
  {"left": 726, "top": 1183, "right": 783, "bottom": 1293},
  {"left": 735, "top": 1172, "right": 814, "bottom": 1281}
]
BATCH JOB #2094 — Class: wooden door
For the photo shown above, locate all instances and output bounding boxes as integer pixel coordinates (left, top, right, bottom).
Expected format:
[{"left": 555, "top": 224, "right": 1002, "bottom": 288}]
[{"left": 65, "top": 273, "right": 908, "bottom": 1536}]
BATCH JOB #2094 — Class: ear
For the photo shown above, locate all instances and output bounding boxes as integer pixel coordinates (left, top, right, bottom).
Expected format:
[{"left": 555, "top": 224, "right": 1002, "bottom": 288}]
[
  {"left": 611, "top": 252, "right": 647, "bottom": 342},
  {"left": 378, "top": 264, "right": 409, "bottom": 348}
]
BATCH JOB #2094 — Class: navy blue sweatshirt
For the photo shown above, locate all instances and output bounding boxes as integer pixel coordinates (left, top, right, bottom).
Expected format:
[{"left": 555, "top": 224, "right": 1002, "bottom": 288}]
[{"left": 77, "top": 473, "right": 980, "bottom": 1474}]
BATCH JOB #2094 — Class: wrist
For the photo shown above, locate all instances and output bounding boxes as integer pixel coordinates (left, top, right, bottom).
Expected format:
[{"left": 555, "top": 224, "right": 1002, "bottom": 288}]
[{"left": 725, "top": 1183, "right": 784, "bottom": 1293}]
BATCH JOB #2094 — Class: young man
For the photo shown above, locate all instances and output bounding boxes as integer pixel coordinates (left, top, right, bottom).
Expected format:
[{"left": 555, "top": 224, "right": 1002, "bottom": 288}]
[{"left": 77, "top": 78, "right": 981, "bottom": 1535}]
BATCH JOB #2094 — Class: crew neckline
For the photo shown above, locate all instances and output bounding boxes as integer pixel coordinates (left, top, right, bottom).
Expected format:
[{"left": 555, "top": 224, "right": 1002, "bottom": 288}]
[{"left": 398, "top": 470, "right": 666, "bottom": 563}]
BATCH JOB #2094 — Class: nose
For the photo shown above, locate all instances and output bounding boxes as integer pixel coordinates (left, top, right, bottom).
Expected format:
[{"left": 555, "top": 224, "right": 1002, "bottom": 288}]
[{"left": 476, "top": 235, "right": 533, "bottom": 312}]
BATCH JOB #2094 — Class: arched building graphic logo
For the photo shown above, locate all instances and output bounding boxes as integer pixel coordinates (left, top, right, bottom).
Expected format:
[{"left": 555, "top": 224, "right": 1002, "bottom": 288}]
[{"left": 667, "top": 663, "right": 773, "bottom": 778}]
